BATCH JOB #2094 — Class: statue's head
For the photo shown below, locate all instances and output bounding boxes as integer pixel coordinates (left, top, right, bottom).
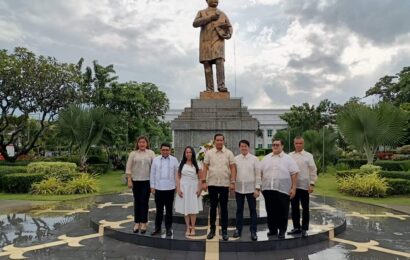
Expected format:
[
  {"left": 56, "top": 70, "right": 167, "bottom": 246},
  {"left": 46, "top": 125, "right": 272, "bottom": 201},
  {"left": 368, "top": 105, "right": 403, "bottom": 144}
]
[{"left": 206, "top": 0, "right": 218, "bottom": 8}]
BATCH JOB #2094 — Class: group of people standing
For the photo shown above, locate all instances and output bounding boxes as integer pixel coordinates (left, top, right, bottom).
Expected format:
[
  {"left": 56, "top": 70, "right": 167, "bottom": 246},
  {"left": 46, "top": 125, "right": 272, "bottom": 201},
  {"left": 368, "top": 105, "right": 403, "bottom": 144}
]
[{"left": 125, "top": 134, "right": 317, "bottom": 241}]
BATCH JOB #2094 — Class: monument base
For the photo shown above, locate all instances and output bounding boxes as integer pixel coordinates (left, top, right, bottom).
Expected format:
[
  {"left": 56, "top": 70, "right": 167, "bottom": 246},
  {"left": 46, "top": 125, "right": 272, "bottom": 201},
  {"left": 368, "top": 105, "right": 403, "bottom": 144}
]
[
  {"left": 171, "top": 97, "right": 258, "bottom": 159},
  {"left": 199, "top": 91, "right": 230, "bottom": 100}
]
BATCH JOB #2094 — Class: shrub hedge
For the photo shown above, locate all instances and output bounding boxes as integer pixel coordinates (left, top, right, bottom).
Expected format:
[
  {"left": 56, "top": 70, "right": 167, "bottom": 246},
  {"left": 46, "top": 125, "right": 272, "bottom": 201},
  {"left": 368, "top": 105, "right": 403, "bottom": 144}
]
[
  {"left": 386, "top": 178, "right": 410, "bottom": 195},
  {"left": 374, "top": 160, "right": 410, "bottom": 171},
  {"left": 380, "top": 171, "right": 410, "bottom": 181},
  {"left": 1, "top": 172, "right": 83, "bottom": 193},
  {"left": 0, "top": 166, "right": 27, "bottom": 175},
  {"left": 337, "top": 159, "right": 368, "bottom": 169},
  {"left": 0, "top": 161, "right": 31, "bottom": 166},
  {"left": 1, "top": 173, "right": 46, "bottom": 193},
  {"left": 27, "top": 162, "right": 77, "bottom": 175}
]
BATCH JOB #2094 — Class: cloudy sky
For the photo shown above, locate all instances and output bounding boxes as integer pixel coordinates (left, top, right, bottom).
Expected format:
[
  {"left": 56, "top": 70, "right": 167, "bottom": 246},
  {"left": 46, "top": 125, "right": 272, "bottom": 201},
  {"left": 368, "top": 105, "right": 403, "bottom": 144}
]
[{"left": 1, "top": 0, "right": 410, "bottom": 109}]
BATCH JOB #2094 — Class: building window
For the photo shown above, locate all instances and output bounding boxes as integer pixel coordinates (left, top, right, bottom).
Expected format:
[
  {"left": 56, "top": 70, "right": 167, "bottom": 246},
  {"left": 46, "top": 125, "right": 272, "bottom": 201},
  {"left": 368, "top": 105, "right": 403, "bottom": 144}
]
[
  {"left": 267, "top": 129, "right": 273, "bottom": 137},
  {"left": 257, "top": 144, "right": 263, "bottom": 149},
  {"left": 267, "top": 144, "right": 272, "bottom": 149}
]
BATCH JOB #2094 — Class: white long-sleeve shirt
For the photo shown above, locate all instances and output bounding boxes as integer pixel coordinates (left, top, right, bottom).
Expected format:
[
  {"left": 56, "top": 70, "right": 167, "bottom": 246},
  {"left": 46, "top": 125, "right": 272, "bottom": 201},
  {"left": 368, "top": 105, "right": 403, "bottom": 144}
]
[
  {"left": 150, "top": 155, "right": 179, "bottom": 191},
  {"left": 260, "top": 152, "right": 299, "bottom": 195},
  {"left": 290, "top": 150, "right": 317, "bottom": 190},
  {"left": 234, "top": 153, "right": 261, "bottom": 194}
]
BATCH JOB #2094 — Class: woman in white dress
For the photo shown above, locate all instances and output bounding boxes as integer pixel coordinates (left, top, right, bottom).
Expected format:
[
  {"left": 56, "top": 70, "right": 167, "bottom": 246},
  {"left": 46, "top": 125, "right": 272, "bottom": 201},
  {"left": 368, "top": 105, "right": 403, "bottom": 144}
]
[{"left": 175, "top": 146, "right": 203, "bottom": 236}]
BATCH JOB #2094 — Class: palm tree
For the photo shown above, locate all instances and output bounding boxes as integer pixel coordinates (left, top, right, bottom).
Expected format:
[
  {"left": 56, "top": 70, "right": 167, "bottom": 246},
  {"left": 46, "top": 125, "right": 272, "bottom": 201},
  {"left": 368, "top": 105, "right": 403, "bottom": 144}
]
[
  {"left": 57, "top": 105, "right": 115, "bottom": 169},
  {"left": 336, "top": 103, "right": 409, "bottom": 164},
  {"left": 303, "top": 128, "right": 338, "bottom": 173}
]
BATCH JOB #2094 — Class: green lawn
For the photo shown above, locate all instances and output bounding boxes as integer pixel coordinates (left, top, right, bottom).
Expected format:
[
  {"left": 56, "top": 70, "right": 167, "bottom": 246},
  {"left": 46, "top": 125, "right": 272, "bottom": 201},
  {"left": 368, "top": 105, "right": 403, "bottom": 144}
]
[
  {"left": 315, "top": 172, "right": 410, "bottom": 206},
  {"left": 0, "top": 170, "right": 127, "bottom": 201}
]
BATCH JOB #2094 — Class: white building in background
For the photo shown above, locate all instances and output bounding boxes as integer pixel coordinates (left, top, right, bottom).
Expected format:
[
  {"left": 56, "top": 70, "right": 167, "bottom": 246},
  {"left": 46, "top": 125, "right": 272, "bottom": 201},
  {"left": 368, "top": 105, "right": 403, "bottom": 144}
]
[{"left": 164, "top": 108, "right": 289, "bottom": 149}]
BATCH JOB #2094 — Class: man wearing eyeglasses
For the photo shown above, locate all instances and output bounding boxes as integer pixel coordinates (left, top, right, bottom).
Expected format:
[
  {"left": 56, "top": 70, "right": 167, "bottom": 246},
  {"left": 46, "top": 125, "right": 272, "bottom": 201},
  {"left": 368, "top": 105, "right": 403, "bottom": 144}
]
[{"left": 260, "top": 138, "right": 299, "bottom": 239}]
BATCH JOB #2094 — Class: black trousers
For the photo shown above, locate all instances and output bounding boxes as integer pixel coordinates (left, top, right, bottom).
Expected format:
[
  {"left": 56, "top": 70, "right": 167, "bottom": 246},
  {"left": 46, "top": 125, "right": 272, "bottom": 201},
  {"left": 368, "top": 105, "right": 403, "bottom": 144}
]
[
  {"left": 235, "top": 192, "right": 257, "bottom": 233},
  {"left": 290, "top": 188, "right": 310, "bottom": 230},
  {"left": 132, "top": 180, "right": 151, "bottom": 223},
  {"left": 208, "top": 186, "right": 229, "bottom": 231},
  {"left": 262, "top": 190, "right": 290, "bottom": 234},
  {"left": 154, "top": 189, "right": 175, "bottom": 230}
]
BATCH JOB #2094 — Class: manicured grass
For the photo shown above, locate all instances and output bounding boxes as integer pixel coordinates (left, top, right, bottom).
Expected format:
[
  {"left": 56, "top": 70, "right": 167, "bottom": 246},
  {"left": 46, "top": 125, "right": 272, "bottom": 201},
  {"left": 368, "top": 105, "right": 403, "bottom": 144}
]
[
  {"left": 0, "top": 170, "right": 127, "bottom": 201},
  {"left": 315, "top": 172, "right": 410, "bottom": 206}
]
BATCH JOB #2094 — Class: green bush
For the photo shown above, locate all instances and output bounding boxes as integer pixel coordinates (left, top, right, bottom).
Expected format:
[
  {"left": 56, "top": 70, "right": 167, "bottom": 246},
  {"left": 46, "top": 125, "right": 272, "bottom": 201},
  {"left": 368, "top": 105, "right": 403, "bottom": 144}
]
[
  {"left": 0, "top": 166, "right": 27, "bottom": 175},
  {"left": 337, "top": 159, "right": 367, "bottom": 169},
  {"left": 335, "top": 162, "right": 350, "bottom": 171},
  {"left": 336, "top": 170, "right": 360, "bottom": 179},
  {"left": 386, "top": 178, "right": 410, "bottom": 195},
  {"left": 34, "top": 156, "right": 80, "bottom": 164},
  {"left": 30, "top": 177, "right": 63, "bottom": 195},
  {"left": 30, "top": 173, "right": 98, "bottom": 195},
  {"left": 1, "top": 173, "right": 46, "bottom": 193},
  {"left": 0, "top": 161, "right": 31, "bottom": 166},
  {"left": 64, "top": 174, "right": 99, "bottom": 194},
  {"left": 87, "top": 163, "right": 110, "bottom": 174},
  {"left": 374, "top": 160, "right": 410, "bottom": 171},
  {"left": 380, "top": 171, "right": 410, "bottom": 180},
  {"left": 359, "top": 164, "right": 382, "bottom": 174},
  {"left": 337, "top": 173, "right": 388, "bottom": 197},
  {"left": 255, "top": 149, "right": 265, "bottom": 157},
  {"left": 27, "top": 162, "right": 77, "bottom": 179}
]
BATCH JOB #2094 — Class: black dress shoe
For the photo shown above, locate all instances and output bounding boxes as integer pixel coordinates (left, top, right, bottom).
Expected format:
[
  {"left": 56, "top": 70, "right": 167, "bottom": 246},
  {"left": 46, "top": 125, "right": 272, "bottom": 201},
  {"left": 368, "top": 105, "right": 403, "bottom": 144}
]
[
  {"left": 233, "top": 230, "right": 241, "bottom": 238},
  {"left": 222, "top": 230, "right": 229, "bottom": 241},
  {"left": 140, "top": 229, "right": 146, "bottom": 234},
  {"left": 267, "top": 230, "right": 278, "bottom": 236},
  {"left": 287, "top": 228, "right": 301, "bottom": 235},
  {"left": 166, "top": 229, "right": 172, "bottom": 236},
  {"left": 207, "top": 229, "right": 216, "bottom": 239},
  {"left": 133, "top": 228, "right": 139, "bottom": 234},
  {"left": 251, "top": 232, "right": 258, "bottom": 241},
  {"left": 278, "top": 233, "right": 285, "bottom": 240},
  {"left": 301, "top": 230, "right": 308, "bottom": 238},
  {"left": 151, "top": 229, "right": 161, "bottom": 236}
]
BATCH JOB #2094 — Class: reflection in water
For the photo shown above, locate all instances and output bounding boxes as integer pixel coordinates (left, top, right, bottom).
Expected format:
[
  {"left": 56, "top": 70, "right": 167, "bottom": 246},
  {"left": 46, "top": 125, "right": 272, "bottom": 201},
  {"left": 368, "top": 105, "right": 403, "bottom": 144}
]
[{"left": 0, "top": 213, "right": 76, "bottom": 249}]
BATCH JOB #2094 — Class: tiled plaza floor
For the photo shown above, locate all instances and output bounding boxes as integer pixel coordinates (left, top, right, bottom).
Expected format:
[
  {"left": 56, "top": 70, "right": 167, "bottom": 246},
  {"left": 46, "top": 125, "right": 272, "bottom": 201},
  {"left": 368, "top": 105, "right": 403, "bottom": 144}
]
[{"left": 0, "top": 193, "right": 409, "bottom": 260}]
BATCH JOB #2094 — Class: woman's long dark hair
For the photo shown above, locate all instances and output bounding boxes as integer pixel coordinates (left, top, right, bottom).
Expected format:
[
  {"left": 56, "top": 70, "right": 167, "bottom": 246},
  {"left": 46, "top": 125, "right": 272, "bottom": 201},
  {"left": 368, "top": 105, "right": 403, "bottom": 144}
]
[{"left": 178, "top": 146, "right": 199, "bottom": 174}]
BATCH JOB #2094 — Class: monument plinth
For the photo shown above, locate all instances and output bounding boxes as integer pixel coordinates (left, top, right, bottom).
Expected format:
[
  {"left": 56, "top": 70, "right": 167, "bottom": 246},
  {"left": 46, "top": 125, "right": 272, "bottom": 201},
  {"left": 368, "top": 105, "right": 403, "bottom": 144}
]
[
  {"left": 171, "top": 97, "right": 258, "bottom": 159},
  {"left": 199, "top": 91, "right": 230, "bottom": 100}
]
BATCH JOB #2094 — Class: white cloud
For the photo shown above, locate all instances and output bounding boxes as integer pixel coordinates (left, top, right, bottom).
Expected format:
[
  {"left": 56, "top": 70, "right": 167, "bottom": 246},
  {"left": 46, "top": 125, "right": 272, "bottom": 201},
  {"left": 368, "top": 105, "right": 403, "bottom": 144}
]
[{"left": 1, "top": 0, "right": 410, "bottom": 109}]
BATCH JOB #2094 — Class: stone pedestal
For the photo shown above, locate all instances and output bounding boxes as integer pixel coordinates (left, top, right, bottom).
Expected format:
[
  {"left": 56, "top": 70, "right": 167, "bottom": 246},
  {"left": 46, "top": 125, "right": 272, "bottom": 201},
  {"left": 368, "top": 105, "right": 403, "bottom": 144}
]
[
  {"left": 171, "top": 96, "right": 258, "bottom": 160},
  {"left": 199, "top": 91, "right": 230, "bottom": 100}
]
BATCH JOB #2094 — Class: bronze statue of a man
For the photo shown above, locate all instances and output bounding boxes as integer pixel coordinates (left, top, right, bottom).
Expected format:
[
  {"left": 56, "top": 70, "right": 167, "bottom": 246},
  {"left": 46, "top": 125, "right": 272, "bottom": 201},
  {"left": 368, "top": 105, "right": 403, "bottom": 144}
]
[{"left": 193, "top": 0, "right": 233, "bottom": 92}]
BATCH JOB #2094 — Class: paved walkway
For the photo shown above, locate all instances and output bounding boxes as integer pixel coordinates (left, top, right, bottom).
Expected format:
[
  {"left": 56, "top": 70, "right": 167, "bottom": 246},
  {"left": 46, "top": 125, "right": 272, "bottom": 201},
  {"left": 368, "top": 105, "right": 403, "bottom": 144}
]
[
  {"left": 376, "top": 204, "right": 410, "bottom": 215},
  {"left": 0, "top": 194, "right": 409, "bottom": 259}
]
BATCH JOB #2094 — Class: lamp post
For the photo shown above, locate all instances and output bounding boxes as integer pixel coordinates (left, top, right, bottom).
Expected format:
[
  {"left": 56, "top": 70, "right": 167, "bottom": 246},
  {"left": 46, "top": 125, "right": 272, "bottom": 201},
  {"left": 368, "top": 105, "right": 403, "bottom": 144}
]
[{"left": 322, "top": 125, "right": 325, "bottom": 174}]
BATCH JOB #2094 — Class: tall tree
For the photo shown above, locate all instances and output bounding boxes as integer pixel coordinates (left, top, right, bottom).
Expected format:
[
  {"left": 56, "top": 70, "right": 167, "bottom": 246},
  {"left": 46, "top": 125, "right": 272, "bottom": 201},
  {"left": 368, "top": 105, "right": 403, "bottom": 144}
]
[
  {"left": 365, "top": 66, "right": 410, "bottom": 106},
  {"left": 97, "top": 81, "right": 170, "bottom": 152},
  {"left": 336, "top": 103, "right": 409, "bottom": 164},
  {"left": 279, "top": 99, "right": 340, "bottom": 136},
  {"left": 0, "top": 47, "right": 82, "bottom": 161}
]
